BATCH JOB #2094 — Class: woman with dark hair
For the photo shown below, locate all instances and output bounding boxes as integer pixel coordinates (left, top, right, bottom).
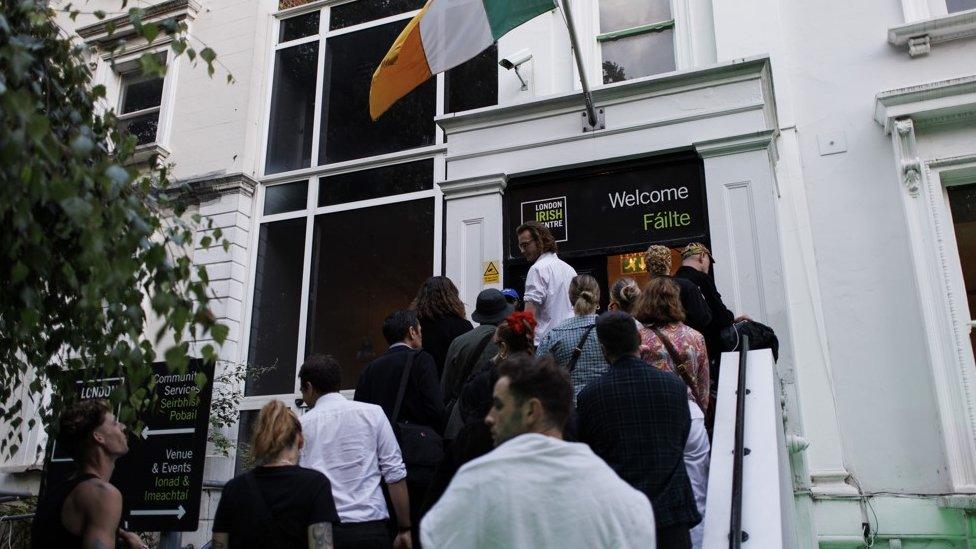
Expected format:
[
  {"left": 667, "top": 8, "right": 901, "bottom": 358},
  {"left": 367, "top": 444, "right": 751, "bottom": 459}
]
[
  {"left": 411, "top": 276, "right": 473, "bottom": 379},
  {"left": 423, "top": 311, "right": 535, "bottom": 512},
  {"left": 536, "top": 274, "right": 609, "bottom": 398},
  {"left": 213, "top": 401, "right": 339, "bottom": 548},
  {"left": 608, "top": 277, "right": 641, "bottom": 314}
]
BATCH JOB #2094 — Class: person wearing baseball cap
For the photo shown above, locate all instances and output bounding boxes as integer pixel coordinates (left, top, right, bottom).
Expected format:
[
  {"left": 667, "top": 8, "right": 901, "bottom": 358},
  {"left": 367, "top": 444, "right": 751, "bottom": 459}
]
[
  {"left": 674, "top": 242, "right": 749, "bottom": 365},
  {"left": 643, "top": 245, "right": 712, "bottom": 335}
]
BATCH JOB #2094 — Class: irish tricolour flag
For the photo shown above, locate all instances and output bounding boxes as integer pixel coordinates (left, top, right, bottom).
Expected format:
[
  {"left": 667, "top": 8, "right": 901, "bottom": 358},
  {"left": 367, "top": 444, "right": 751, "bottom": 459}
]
[{"left": 369, "top": 0, "right": 556, "bottom": 120}]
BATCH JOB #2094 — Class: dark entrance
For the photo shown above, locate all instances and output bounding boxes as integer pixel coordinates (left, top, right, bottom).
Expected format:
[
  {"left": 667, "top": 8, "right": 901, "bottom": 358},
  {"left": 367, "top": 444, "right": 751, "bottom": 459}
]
[{"left": 503, "top": 151, "right": 709, "bottom": 310}]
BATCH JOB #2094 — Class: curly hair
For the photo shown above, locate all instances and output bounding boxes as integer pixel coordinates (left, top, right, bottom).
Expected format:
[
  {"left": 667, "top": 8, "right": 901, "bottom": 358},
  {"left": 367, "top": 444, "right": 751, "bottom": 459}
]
[
  {"left": 644, "top": 245, "right": 673, "bottom": 277},
  {"left": 516, "top": 221, "right": 558, "bottom": 254},
  {"left": 59, "top": 399, "right": 111, "bottom": 461},
  {"left": 610, "top": 277, "right": 641, "bottom": 314},
  {"left": 411, "top": 276, "right": 465, "bottom": 320},
  {"left": 634, "top": 277, "right": 686, "bottom": 326},
  {"left": 251, "top": 400, "right": 302, "bottom": 464},
  {"left": 496, "top": 311, "right": 536, "bottom": 355}
]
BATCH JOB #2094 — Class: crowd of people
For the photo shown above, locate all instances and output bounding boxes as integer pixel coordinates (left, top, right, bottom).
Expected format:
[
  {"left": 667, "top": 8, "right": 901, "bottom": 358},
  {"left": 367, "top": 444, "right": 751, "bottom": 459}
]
[{"left": 34, "top": 221, "right": 755, "bottom": 549}]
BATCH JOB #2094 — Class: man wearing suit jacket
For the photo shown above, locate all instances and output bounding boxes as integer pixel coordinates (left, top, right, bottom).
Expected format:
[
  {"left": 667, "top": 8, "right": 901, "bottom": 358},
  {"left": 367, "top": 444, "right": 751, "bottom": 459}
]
[
  {"left": 577, "top": 311, "right": 700, "bottom": 549},
  {"left": 356, "top": 309, "right": 445, "bottom": 547}
]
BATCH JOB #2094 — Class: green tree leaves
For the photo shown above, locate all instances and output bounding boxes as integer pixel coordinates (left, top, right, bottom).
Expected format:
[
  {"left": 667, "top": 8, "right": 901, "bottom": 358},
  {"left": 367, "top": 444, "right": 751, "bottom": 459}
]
[{"left": 0, "top": 0, "right": 232, "bottom": 457}]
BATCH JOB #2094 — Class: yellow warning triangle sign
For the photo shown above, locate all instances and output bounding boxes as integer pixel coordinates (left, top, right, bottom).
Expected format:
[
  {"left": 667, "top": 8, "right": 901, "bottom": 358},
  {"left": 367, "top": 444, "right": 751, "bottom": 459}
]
[
  {"left": 483, "top": 261, "right": 500, "bottom": 283},
  {"left": 483, "top": 262, "right": 499, "bottom": 277}
]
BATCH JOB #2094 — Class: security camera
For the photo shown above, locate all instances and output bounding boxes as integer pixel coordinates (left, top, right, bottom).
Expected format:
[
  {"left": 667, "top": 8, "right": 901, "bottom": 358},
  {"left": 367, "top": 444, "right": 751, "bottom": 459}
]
[
  {"left": 499, "top": 49, "right": 532, "bottom": 91},
  {"left": 499, "top": 49, "right": 532, "bottom": 70}
]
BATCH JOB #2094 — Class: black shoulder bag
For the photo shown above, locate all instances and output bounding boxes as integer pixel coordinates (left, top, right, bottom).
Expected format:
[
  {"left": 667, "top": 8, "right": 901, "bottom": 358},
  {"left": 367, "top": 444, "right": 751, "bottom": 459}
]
[
  {"left": 392, "top": 351, "right": 444, "bottom": 468},
  {"left": 567, "top": 324, "right": 596, "bottom": 373}
]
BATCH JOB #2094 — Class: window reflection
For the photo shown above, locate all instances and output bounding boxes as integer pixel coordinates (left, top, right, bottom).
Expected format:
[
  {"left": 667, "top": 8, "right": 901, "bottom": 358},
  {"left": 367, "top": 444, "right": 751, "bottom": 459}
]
[
  {"left": 318, "top": 160, "right": 433, "bottom": 206},
  {"left": 246, "top": 218, "right": 306, "bottom": 395},
  {"left": 446, "top": 44, "right": 498, "bottom": 114},
  {"left": 266, "top": 43, "right": 319, "bottom": 175},
  {"left": 319, "top": 19, "right": 435, "bottom": 164},
  {"left": 599, "top": 0, "right": 671, "bottom": 33},
  {"left": 329, "top": 0, "right": 425, "bottom": 30},
  {"left": 305, "top": 199, "right": 434, "bottom": 389},
  {"left": 602, "top": 29, "right": 675, "bottom": 84}
]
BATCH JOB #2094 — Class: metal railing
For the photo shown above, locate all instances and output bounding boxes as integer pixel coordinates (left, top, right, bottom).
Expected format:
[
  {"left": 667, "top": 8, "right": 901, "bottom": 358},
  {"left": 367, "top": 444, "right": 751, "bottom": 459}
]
[{"left": 729, "top": 335, "right": 750, "bottom": 548}]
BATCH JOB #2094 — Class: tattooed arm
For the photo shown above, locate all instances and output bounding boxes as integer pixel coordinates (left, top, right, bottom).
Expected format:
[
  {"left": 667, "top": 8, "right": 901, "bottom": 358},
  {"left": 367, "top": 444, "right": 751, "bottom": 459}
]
[{"left": 308, "top": 522, "right": 334, "bottom": 549}]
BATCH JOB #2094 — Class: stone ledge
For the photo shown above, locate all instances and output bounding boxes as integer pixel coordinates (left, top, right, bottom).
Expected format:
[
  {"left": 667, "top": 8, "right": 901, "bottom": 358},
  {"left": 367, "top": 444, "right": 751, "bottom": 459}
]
[
  {"left": 887, "top": 9, "right": 976, "bottom": 57},
  {"left": 76, "top": 0, "right": 202, "bottom": 48}
]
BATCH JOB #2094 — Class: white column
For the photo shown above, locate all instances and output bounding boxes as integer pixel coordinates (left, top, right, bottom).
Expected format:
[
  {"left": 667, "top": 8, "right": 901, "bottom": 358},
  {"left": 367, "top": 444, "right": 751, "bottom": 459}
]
[
  {"left": 440, "top": 174, "right": 508, "bottom": 316},
  {"left": 696, "top": 131, "right": 856, "bottom": 496},
  {"left": 183, "top": 174, "right": 257, "bottom": 548}
]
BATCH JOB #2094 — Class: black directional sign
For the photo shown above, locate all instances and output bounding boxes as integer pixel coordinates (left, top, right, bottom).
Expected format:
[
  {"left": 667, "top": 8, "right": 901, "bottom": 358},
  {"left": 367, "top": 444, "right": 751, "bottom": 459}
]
[{"left": 43, "top": 358, "right": 214, "bottom": 532}]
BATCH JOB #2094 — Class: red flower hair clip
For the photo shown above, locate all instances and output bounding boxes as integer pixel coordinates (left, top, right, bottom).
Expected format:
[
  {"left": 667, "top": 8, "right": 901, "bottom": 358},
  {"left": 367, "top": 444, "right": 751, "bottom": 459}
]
[{"left": 506, "top": 310, "right": 536, "bottom": 336}]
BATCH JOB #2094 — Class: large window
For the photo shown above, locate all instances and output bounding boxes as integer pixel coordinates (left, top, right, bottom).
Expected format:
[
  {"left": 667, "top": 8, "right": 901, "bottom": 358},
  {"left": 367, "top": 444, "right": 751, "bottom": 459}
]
[
  {"left": 948, "top": 182, "right": 976, "bottom": 358},
  {"left": 947, "top": 0, "right": 976, "bottom": 13},
  {"left": 598, "top": 0, "right": 676, "bottom": 84}
]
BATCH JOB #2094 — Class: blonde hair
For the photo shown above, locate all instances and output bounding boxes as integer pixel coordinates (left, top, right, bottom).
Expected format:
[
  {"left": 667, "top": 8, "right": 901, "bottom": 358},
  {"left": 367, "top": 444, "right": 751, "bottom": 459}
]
[
  {"left": 569, "top": 274, "right": 600, "bottom": 316},
  {"left": 251, "top": 400, "right": 301, "bottom": 464},
  {"left": 610, "top": 277, "right": 641, "bottom": 314}
]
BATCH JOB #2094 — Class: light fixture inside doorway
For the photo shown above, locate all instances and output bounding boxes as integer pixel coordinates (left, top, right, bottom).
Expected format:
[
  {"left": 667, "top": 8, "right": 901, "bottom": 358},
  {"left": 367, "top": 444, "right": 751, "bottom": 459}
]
[{"left": 499, "top": 48, "right": 532, "bottom": 91}]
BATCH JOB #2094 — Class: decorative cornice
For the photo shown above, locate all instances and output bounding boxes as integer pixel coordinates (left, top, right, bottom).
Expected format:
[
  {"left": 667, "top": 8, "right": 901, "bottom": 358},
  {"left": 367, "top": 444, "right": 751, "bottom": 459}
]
[
  {"left": 76, "top": 0, "right": 201, "bottom": 48},
  {"left": 438, "top": 174, "right": 507, "bottom": 200},
  {"left": 874, "top": 75, "right": 976, "bottom": 133},
  {"left": 894, "top": 119, "right": 922, "bottom": 197},
  {"left": 694, "top": 129, "right": 778, "bottom": 159},
  {"left": 888, "top": 9, "right": 976, "bottom": 56},
  {"left": 175, "top": 173, "right": 258, "bottom": 204},
  {"left": 436, "top": 56, "right": 772, "bottom": 134}
]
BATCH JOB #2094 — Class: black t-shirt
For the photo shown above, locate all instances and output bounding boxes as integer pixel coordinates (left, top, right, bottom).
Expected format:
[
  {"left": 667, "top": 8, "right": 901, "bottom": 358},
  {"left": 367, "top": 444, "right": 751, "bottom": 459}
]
[{"left": 213, "top": 465, "right": 338, "bottom": 549}]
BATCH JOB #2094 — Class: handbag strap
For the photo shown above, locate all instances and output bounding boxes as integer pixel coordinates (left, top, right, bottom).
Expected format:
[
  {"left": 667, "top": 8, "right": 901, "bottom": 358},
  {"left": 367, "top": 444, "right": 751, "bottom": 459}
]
[
  {"left": 650, "top": 326, "right": 705, "bottom": 410},
  {"left": 391, "top": 349, "right": 416, "bottom": 424},
  {"left": 568, "top": 324, "right": 596, "bottom": 373},
  {"left": 462, "top": 331, "right": 495, "bottom": 387}
]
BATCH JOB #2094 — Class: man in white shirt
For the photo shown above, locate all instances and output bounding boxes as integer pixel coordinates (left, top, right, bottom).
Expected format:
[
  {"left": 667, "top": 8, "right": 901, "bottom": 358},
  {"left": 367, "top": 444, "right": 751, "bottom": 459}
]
[
  {"left": 516, "top": 221, "right": 577, "bottom": 345},
  {"left": 421, "top": 355, "right": 655, "bottom": 548},
  {"left": 298, "top": 354, "right": 412, "bottom": 549}
]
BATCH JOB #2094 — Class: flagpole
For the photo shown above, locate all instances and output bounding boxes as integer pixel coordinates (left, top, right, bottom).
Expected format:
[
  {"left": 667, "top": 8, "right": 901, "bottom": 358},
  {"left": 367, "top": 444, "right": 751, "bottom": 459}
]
[{"left": 558, "top": 0, "right": 601, "bottom": 130}]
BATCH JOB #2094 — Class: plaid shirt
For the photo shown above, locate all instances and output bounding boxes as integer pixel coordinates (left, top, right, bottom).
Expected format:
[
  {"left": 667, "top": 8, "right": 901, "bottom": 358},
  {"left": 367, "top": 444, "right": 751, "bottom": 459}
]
[
  {"left": 577, "top": 355, "right": 701, "bottom": 529},
  {"left": 536, "top": 314, "right": 609, "bottom": 397}
]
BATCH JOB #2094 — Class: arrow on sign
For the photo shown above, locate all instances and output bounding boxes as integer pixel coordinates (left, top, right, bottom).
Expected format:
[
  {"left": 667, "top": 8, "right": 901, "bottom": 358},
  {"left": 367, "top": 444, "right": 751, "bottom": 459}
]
[
  {"left": 141, "top": 427, "right": 195, "bottom": 439},
  {"left": 131, "top": 505, "right": 186, "bottom": 520}
]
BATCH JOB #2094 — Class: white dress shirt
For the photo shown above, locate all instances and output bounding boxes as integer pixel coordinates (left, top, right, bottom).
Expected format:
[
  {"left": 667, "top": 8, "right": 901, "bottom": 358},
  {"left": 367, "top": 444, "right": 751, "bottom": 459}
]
[
  {"left": 299, "top": 392, "right": 407, "bottom": 522},
  {"left": 421, "top": 433, "right": 655, "bottom": 548},
  {"left": 524, "top": 252, "right": 577, "bottom": 345}
]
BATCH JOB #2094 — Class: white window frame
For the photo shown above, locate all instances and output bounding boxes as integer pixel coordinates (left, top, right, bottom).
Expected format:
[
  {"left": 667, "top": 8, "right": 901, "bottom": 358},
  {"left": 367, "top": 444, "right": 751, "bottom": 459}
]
[
  {"left": 117, "top": 71, "right": 165, "bottom": 146},
  {"left": 875, "top": 77, "right": 976, "bottom": 492},
  {"left": 889, "top": 0, "right": 976, "bottom": 56},
  {"left": 573, "top": 0, "right": 714, "bottom": 91},
  {"left": 236, "top": 2, "right": 450, "bottom": 437}
]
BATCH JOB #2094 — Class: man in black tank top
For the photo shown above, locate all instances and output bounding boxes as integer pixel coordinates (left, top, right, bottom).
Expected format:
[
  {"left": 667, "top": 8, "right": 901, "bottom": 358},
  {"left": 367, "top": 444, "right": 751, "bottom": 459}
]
[{"left": 32, "top": 399, "right": 144, "bottom": 548}]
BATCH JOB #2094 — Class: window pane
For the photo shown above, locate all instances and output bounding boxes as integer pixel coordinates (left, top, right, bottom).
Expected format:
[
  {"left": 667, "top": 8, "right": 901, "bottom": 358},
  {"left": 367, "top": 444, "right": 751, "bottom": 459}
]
[
  {"left": 948, "top": 183, "right": 976, "bottom": 360},
  {"left": 599, "top": 0, "right": 671, "bottom": 33},
  {"left": 446, "top": 44, "right": 498, "bottom": 114},
  {"left": 264, "top": 181, "right": 309, "bottom": 215},
  {"left": 280, "top": 11, "right": 320, "bottom": 42},
  {"left": 306, "top": 199, "right": 434, "bottom": 389},
  {"left": 246, "top": 218, "right": 307, "bottom": 396},
  {"left": 319, "top": 20, "right": 435, "bottom": 164},
  {"left": 119, "top": 112, "right": 158, "bottom": 145},
  {"left": 329, "top": 0, "right": 425, "bottom": 30},
  {"left": 266, "top": 43, "right": 319, "bottom": 175},
  {"left": 318, "top": 160, "right": 433, "bottom": 206},
  {"left": 121, "top": 77, "right": 164, "bottom": 114},
  {"left": 602, "top": 29, "right": 675, "bottom": 84},
  {"left": 947, "top": 0, "right": 976, "bottom": 12},
  {"left": 234, "top": 410, "right": 258, "bottom": 474}
]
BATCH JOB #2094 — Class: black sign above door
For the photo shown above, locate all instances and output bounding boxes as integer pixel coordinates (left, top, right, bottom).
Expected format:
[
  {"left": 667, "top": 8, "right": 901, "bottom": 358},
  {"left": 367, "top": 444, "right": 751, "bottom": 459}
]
[{"left": 506, "top": 152, "right": 708, "bottom": 259}]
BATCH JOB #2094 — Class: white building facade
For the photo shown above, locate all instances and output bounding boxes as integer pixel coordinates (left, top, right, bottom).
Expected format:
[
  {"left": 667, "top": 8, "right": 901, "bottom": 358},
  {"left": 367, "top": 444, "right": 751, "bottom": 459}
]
[{"left": 5, "top": 0, "right": 976, "bottom": 545}]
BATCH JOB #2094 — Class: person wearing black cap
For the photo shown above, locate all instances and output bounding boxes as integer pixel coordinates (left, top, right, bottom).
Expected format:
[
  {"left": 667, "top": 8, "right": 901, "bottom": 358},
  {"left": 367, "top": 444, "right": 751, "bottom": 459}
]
[{"left": 440, "top": 289, "right": 513, "bottom": 409}]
